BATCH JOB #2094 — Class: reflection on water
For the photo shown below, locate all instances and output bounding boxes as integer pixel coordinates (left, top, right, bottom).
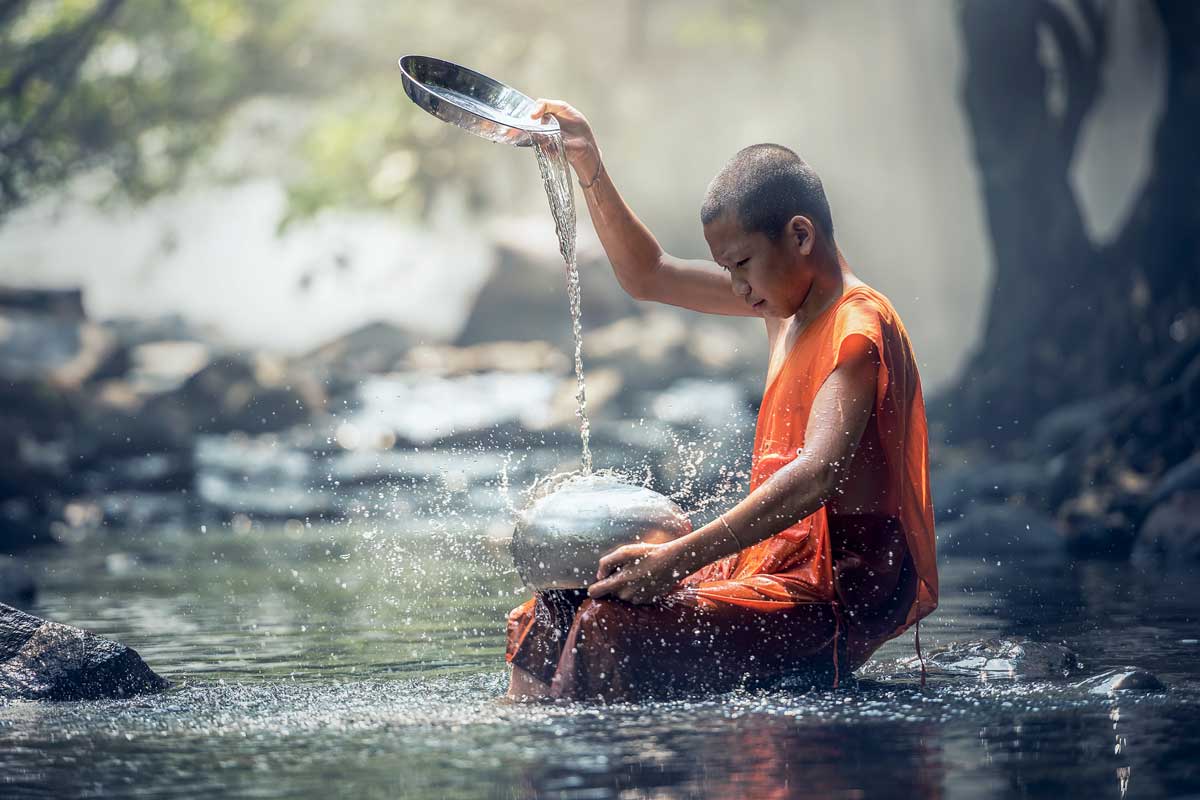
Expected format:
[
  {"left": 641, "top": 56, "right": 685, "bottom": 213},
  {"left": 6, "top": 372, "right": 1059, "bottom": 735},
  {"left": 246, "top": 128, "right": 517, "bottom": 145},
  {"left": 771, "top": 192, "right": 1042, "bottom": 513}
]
[{"left": 2, "top": 525, "right": 1198, "bottom": 799}]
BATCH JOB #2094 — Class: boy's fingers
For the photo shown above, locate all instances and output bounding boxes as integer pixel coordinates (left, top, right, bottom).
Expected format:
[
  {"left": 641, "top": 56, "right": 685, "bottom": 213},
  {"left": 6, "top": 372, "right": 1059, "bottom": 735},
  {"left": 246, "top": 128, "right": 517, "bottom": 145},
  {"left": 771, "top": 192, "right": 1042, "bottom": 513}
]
[
  {"left": 597, "top": 545, "right": 632, "bottom": 578},
  {"left": 588, "top": 573, "right": 622, "bottom": 598},
  {"left": 531, "top": 99, "right": 571, "bottom": 120}
]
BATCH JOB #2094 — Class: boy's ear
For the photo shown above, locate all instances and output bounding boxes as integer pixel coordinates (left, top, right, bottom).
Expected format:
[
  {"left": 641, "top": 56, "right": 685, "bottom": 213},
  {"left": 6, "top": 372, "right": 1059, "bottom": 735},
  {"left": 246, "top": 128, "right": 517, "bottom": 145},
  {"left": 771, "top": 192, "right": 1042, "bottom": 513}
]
[{"left": 789, "top": 215, "right": 815, "bottom": 255}]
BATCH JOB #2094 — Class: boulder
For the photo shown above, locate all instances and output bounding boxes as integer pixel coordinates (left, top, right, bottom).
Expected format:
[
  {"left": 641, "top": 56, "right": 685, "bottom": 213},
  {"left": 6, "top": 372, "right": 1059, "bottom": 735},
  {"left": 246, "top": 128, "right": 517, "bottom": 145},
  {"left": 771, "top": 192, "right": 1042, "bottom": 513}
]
[
  {"left": 931, "top": 458, "right": 1049, "bottom": 519},
  {"left": 1147, "top": 452, "right": 1200, "bottom": 505},
  {"left": 1030, "top": 389, "right": 1135, "bottom": 457},
  {"left": 149, "top": 354, "right": 320, "bottom": 435},
  {"left": 0, "top": 287, "right": 85, "bottom": 317},
  {"left": 936, "top": 502, "right": 1063, "bottom": 559},
  {"left": 1074, "top": 667, "right": 1166, "bottom": 695},
  {"left": 454, "top": 227, "right": 638, "bottom": 346},
  {"left": 299, "top": 320, "right": 416, "bottom": 379},
  {"left": 1135, "top": 489, "right": 1200, "bottom": 561},
  {"left": 902, "top": 637, "right": 1079, "bottom": 680},
  {"left": 0, "top": 497, "right": 57, "bottom": 554},
  {"left": 404, "top": 340, "right": 569, "bottom": 376},
  {"left": 0, "top": 603, "right": 169, "bottom": 701},
  {"left": 0, "top": 310, "right": 125, "bottom": 391}
]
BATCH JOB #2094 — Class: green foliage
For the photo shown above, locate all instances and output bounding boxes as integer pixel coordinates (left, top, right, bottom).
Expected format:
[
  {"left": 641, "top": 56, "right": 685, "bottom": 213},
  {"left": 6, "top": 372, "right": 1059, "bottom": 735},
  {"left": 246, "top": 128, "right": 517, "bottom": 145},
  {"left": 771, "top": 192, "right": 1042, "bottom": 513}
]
[
  {"left": 0, "top": 0, "right": 317, "bottom": 213},
  {"left": 0, "top": 0, "right": 794, "bottom": 225}
]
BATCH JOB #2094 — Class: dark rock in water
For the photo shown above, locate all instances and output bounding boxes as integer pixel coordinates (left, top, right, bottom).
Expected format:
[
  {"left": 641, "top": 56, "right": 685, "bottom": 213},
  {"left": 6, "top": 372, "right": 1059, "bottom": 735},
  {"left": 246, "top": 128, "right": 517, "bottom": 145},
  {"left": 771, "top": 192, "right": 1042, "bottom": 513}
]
[
  {"left": 1135, "top": 490, "right": 1200, "bottom": 561},
  {"left": 79, "top": 452, "right": 194, "bottom": 494},
  {"left": 936, "top": 502, "right": 1062, "bottom": 558},
  {"left": 903, "top": 638, "right": 1079, "bottom": 680},
  {"left": 91, "top": 492, "right": 191, "bottom": 530},
  {"left": 0, "top": 497, "right": 58, "bottom": 554},
  {"left": 1075, "top": 667, "right": 1166, "bottom": 695},
  {"left": 0, "top": 309, "right": 125, "bottom": 392},
  {"left": 0, "top": 287, "right": 85, "bottom": 318},
  {"left": 0, "top": 603, "right": 169, "bottom": 701},
  {"left": 150, "top": 355, "right": 319, "bottom": 435},
  {"left": 102, "top": 313, "right": 217, "bottom": 349},
  {"left": 1031, "top": 390, "right": 1135, "bottom": 457},
  {"left": 1147, "top": 453, "right": 1200, "bottom": 505},
  {"left": 931, "top": 459, "right": 1049, "bottom": 519},
  {"left": 0, "top": 558, "right": 36, "bottom": 607},
  {"left": 299, "top": 320, "right": 415, "bottom": 381}
]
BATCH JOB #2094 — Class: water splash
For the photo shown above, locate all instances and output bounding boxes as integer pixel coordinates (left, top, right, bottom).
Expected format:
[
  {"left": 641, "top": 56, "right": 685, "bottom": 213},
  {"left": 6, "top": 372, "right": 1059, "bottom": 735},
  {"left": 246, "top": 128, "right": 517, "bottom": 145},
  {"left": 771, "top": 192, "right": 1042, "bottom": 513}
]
[{"left": 531, "top": 132, "right": 592, "bottom": 474}]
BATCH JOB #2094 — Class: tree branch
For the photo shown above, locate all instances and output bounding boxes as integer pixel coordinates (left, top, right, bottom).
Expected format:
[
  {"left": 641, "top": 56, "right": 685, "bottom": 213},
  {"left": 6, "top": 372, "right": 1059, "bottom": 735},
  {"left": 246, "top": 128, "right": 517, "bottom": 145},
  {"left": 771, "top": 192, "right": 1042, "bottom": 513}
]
[
  {"left": 1037, "top": 0, "right": 1107, "bottom": 155},
  {"left": 1, "top": 0, "right": 125, "bottom": 154}
]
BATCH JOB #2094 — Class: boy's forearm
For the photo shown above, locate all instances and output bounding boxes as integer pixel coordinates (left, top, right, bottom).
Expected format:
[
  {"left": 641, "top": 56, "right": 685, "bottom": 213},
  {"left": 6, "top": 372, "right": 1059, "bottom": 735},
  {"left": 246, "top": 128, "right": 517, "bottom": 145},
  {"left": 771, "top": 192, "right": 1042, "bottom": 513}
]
[
  {"left": 667, "top": 454, "right": 835, "bottom": 576},
  {"left": 580, "top": 161, "right": 666, "bottom": 301}
]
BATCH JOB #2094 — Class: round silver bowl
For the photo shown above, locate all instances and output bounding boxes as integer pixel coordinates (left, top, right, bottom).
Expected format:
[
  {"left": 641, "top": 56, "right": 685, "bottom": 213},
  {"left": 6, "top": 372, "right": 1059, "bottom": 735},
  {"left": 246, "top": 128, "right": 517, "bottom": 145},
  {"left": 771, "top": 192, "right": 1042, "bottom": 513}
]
[
  {"left": 511, "top": 475, "right": 693, "bottom": 591},
  {"left": 398, "top": 54, "right": 559, "bottom": 147}
]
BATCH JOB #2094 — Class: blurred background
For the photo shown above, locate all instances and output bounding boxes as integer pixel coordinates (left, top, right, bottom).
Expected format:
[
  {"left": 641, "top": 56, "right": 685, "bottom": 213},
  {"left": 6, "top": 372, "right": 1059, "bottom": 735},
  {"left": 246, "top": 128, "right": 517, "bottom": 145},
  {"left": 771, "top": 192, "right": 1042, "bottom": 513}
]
[
  {"left": 0, "top": 0, "right": 1196, "bottom": 585},
  {"left": 3, "top": 3, "right": 1200, "bottom": 796}
]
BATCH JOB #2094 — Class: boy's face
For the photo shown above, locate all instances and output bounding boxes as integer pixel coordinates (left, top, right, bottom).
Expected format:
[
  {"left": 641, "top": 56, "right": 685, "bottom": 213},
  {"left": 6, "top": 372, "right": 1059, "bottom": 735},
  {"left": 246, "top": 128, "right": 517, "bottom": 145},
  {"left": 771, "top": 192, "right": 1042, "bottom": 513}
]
[{"left": 703, "top": 212, "right": 816, "bottom": 318}]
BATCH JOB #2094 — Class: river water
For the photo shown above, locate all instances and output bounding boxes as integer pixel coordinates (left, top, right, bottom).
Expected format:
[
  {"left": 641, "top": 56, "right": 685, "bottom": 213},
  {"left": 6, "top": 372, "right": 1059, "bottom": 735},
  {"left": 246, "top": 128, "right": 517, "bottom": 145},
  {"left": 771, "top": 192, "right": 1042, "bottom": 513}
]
[{"left": 2, "top": 522, "right": 1198, "bottom": 799}]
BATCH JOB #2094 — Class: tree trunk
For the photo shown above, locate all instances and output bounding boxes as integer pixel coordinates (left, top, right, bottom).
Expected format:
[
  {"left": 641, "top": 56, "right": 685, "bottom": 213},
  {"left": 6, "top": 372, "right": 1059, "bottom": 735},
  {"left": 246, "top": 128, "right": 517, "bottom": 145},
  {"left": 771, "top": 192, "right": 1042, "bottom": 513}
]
[{"left": 950, "top": 0, "right": 1199, "bottom": 443}]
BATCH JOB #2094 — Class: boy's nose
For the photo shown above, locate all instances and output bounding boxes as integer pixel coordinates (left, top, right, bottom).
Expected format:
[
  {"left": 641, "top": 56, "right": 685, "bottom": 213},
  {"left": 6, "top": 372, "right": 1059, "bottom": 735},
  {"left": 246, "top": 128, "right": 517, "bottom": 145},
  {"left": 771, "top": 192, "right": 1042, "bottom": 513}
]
[{"left": 731, "top": 276, "right": 751, "bottom": 297}]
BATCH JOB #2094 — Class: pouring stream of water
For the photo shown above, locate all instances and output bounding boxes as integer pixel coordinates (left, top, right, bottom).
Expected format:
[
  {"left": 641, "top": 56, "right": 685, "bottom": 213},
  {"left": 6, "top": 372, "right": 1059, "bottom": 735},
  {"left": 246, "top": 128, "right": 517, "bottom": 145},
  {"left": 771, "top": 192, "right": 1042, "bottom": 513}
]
[{"left": 531, "top": 132, "right": 592, "bottom": 474}]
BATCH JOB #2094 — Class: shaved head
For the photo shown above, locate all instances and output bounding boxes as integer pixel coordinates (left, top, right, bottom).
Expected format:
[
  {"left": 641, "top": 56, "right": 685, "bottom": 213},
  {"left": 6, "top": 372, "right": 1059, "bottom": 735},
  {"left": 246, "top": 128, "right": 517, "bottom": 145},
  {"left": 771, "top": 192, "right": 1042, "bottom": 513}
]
[{"left": 700, "top": 144, "right": 834, "bottom": 242}]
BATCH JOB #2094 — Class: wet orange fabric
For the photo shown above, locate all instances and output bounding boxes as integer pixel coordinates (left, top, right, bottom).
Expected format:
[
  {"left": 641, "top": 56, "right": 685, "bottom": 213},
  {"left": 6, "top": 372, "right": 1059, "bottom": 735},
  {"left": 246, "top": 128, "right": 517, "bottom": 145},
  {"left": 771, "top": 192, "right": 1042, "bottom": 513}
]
[
  {"left": 691, "top": 283, "right": 938, "bottom": 644},
  {"left": 505, "top": 283, "right": 937, "bottom": 696}
]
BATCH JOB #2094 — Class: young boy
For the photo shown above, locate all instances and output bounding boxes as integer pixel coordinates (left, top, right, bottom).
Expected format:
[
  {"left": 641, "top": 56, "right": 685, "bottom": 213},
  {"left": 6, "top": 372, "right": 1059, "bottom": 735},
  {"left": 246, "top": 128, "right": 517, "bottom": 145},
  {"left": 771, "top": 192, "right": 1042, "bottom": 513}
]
[{"left": 506, "top": 100, "right": 938, "bottom": 702}]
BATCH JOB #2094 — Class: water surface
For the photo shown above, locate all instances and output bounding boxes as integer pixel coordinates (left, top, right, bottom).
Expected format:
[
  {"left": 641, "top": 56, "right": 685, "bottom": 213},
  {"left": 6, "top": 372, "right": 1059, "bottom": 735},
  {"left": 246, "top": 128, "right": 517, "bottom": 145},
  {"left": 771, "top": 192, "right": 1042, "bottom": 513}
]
[{"left": 2, "top": 524, "right": 1198, "bottom": 799}]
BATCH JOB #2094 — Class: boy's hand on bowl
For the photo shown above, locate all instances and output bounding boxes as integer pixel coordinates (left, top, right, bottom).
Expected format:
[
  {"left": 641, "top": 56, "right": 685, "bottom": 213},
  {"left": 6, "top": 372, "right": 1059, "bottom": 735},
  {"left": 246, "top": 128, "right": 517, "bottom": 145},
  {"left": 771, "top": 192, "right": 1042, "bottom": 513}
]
[
  {"left": 589, "top": 541, "right": 684, "bottom": 605},
  {"left": 530, "top": 99, "right": 602, "bottom": 182}
]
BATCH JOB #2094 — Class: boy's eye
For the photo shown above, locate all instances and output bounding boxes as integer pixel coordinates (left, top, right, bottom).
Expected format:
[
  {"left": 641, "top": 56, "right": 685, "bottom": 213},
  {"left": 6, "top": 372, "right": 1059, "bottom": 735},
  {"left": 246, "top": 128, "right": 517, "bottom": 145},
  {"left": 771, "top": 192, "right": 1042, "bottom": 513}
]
[{"left": 736, "top": 259, "right": 749, "bottom": 268}]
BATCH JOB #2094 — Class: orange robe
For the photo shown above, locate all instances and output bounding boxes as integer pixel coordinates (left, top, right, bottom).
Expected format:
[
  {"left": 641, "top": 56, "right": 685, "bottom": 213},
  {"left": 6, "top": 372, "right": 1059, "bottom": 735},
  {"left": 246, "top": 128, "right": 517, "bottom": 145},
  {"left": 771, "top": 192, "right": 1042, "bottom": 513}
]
[{"left": 506, "top": 284, "right": 938, "bottom": 700}]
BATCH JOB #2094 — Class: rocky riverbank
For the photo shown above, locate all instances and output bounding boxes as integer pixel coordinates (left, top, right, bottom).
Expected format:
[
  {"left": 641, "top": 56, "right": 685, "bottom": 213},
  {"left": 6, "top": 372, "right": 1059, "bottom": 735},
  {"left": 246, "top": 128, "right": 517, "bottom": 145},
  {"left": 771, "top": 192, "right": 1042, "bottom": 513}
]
[{"left": 0, "top": 277, "right": 760, "bottom": 569}]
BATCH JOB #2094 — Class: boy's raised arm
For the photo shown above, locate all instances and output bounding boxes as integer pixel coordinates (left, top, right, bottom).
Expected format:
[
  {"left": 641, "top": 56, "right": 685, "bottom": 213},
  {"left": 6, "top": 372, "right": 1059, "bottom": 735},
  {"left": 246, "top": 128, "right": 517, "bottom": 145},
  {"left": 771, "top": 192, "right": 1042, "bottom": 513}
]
[{"left": 532, "top": 100, "right": 757, "bottom": 318}]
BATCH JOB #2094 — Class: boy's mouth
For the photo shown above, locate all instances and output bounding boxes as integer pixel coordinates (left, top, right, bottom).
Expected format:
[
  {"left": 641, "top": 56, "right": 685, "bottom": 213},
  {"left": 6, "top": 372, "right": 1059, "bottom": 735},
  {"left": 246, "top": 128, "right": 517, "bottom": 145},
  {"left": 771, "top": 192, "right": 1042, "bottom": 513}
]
[{"left": 752, "top": 299, "right": 766, "bottom": 310}]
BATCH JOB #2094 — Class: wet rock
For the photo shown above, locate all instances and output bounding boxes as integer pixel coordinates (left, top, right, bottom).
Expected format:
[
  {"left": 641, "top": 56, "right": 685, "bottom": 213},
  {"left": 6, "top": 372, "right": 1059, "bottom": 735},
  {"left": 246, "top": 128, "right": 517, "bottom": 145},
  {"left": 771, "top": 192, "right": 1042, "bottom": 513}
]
[
  {"left": 0, "top": 497, "right": 58, "bottom": 554},
  {"left": 127, "top": 340, "right": 211, "bottom": 393},
  {"left": 0, "top": 287, "right": 85, "bottom": 317},
  {"left": 102, "top": 313, "right": 217, "bottom": 349},
  {"left": 0, "top": 603, "right": 169, "bottom": 701},
  {"left": 1075, "top": 667, "right": 1166, "bottom": 695},
  {"left": 1031, "top": 390, "right": 1135, "bottom": 457},
  {"left": 299, "top": 320, "right": 415, "bottom": 382},
  {"left": 405, "top": 340, "right": 568, "bottom": 377},
  {"left": 0, "top": 557, "right": 36, "bottom": 607},
  {"left": 905, "top": 638, "right": 1079, "bottom": 680},
  {"left": 90, "top": 492, "right": 192, "bottom": 530},
  {"left": 1135, "top": 489, "right": 1200, "bottom": 561},
  {"left": 936, "top": 503, "right": 1062, "bottom": 558},
  {"left": 79, "top": 453, "right": 194, "bottom": 494},
  {"left": 542, "top": 368, "right": 624, "bottom": 430},
  {"left": 647, "top": 378, "right": 755, "bottom": 430},
  {"left": 586, "top": 313, "right": 696, "bottom": 396},
  {"left": 931, "top": 458, "right": 1049, "bottom": 519},
  {"left": 150, "top": 354, "right": 319, "bottom": 435},
  {"left": 0, "top": 307, "right": 125, "bottom": 392},
  {"left": 454, "top": 225, "right": 637, "bottom": 346},
  {"left": 1147, "top": 452, "right": 1200, "bottom": 505}
]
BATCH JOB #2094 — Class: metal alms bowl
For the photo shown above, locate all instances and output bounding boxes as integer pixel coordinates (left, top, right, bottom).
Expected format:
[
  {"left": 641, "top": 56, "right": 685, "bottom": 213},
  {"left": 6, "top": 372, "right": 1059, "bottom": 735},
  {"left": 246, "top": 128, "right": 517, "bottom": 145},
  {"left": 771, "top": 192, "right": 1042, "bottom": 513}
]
[
  {"left": 511, "top": 475, "right": 693, "bottom": 591},
  {"left": 398, "top": 54, "right": 559, "bottom": 147}
]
